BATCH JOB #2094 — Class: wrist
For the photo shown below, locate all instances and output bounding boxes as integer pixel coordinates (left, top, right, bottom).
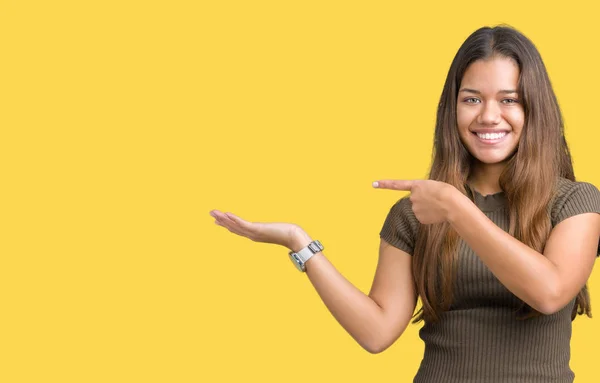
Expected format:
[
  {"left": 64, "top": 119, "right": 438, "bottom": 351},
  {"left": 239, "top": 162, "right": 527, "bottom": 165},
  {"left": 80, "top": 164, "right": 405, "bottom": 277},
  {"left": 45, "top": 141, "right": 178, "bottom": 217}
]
[
  {"left": 289, "top": 232, "right": 314, "bottom": 253},
  {"left": 446, "top": 188, "right": 470, "bottom": 224}
]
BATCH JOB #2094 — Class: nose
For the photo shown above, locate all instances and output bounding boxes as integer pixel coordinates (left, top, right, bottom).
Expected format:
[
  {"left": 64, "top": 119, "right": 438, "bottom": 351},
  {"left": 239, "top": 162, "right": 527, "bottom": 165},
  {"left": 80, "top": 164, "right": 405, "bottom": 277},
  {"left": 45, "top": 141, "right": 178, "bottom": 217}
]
[{"left": 477, "top": 101, "right": 502, "bottom": 125}]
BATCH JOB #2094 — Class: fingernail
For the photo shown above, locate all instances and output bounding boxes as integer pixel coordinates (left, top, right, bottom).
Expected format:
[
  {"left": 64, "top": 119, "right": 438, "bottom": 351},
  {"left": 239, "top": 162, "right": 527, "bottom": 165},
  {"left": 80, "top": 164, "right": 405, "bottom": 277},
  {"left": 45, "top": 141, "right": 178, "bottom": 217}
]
[{"left": 372, "top": 181, "right": 379, "bottom": 188}]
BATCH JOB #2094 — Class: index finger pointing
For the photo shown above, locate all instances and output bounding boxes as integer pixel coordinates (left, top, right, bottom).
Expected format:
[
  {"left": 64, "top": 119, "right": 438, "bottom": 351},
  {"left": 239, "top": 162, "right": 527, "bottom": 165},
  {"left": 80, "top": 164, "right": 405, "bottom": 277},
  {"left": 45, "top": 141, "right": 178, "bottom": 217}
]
[{"left": 373, "top": 180, "right": 415, "bottom": 191}]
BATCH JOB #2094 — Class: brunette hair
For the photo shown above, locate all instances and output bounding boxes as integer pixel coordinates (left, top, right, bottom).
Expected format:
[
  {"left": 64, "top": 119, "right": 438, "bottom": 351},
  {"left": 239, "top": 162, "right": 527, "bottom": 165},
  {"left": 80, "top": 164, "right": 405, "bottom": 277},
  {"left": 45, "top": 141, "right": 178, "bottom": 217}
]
[{"left": 412, "top": 25, "right": 590, "bottom": 323}]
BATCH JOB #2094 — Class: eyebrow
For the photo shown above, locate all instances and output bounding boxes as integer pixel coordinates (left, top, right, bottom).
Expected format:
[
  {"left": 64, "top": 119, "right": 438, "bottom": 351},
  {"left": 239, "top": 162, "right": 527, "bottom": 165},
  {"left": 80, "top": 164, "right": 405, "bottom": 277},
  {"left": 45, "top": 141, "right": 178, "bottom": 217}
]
[{"left": 459, "top": 88, "right": 518, "bottom": 95}]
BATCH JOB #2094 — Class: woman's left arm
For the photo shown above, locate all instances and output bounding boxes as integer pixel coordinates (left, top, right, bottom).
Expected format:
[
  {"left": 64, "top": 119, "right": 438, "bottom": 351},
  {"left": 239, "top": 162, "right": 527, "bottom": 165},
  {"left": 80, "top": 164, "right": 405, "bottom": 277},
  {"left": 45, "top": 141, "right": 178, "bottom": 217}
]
[
  {"left": 373, "top": 179, "right": 600, "bottom": 315},
  {"left": 448, "top": 192, "right": 600, "bottom": 314}
]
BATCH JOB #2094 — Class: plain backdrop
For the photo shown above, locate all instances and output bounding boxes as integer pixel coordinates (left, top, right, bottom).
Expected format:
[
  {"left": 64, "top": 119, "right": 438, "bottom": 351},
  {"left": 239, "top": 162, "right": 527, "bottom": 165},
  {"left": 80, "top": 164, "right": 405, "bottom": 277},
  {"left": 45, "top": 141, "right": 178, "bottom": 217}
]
[{"left": 1, "top": 1, "right": 599, "bottom": 382}]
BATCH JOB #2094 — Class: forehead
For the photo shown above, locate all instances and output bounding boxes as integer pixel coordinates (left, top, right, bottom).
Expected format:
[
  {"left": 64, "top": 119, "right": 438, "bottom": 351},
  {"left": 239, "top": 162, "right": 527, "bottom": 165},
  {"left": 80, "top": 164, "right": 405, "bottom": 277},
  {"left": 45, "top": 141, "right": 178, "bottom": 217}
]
[{"left": 460, "top": 57, "right": 520, "bottom": 91}]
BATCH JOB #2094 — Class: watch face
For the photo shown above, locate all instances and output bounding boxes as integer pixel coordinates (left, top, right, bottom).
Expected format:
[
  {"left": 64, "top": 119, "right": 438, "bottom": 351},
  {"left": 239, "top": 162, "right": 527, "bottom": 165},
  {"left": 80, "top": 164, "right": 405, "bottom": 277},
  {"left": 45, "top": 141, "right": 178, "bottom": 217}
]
[{"left": 288, "top": 252, "right": 304, "bottom": 272}]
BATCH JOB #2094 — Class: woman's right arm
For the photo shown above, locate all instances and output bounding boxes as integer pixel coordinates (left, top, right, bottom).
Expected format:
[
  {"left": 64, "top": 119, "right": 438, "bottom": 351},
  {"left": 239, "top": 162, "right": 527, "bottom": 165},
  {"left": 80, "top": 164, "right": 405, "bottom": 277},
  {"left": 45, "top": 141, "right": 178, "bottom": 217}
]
[
  {"left": 209, "top": 210, "right": 416, "bottom": 354},
  {"left": 293, "top": 234, "right": 417, "bottom": 354}
]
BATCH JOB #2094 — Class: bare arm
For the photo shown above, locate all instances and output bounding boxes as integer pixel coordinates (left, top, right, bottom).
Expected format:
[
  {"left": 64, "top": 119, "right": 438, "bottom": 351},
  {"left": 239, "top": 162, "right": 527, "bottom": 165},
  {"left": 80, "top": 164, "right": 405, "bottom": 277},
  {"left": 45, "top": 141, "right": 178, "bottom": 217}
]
[
  {"left": 447, "top": 192, "right": 600, "bottom": 314},
  {"left": 209, "top": 209, "right": 416, "bottom": 353},
  {"left": 373, "top": 179, "right": 600, "bottom": 316},
  {"left": 292, "top": 234, "right": 417, "bottom": 353}
]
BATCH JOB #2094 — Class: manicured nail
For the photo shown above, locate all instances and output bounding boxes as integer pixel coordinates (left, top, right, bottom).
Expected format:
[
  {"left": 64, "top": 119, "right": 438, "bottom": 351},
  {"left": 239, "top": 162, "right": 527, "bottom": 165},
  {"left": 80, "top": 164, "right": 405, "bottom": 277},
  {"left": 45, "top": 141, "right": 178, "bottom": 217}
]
[{"left": 372, "top": 181, "right": 379, "bottom": 188}]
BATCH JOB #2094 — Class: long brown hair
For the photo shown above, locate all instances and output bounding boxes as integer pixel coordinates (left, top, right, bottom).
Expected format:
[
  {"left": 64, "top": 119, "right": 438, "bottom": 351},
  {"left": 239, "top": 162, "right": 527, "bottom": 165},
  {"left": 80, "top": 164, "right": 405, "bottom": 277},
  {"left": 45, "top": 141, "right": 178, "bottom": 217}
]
[{"left": 412, "top": 25, "right": 590, "bottom": 323}]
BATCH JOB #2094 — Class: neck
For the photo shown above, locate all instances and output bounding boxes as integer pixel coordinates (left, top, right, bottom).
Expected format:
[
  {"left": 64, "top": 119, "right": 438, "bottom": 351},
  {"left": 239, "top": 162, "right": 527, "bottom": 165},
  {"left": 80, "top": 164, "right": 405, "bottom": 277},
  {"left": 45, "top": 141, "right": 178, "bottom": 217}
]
[{"left": 468, "top": 160, "right": 507, "bottom": 196}]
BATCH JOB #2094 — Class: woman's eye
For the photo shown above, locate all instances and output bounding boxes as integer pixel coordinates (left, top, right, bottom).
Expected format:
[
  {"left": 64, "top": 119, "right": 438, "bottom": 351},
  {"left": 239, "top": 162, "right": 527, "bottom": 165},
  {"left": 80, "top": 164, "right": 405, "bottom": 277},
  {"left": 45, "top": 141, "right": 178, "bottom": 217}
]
[
  {"left": 464, "top": 98, "right": 480, "bottom": 103},
  {"left": 502, "top": 99, "right": 519, "bottom": 104}
]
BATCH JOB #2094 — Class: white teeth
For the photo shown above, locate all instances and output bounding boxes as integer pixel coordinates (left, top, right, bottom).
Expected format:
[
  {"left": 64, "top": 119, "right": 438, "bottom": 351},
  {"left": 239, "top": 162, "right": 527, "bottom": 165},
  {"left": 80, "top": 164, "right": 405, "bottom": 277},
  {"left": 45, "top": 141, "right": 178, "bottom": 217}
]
[{"left": 476, "top": 132, "right": 507, "bottom": 140}]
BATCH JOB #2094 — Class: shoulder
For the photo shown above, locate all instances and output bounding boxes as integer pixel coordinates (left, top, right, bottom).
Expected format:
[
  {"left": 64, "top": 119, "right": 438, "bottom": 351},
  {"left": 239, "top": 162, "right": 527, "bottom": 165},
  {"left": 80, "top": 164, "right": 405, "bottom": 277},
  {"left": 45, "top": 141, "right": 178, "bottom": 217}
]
[
  {"left": 379, "top": 197, "right": 420, "bottom": 255},
  {"left": 551, "top": 177, "right": 600, "bottom": 227},
  {"left": 390, "top": 197, "right": 419, "bottom": 227},
  {"left": 555, "top": 177, "right": 599, "bottom": 194}
]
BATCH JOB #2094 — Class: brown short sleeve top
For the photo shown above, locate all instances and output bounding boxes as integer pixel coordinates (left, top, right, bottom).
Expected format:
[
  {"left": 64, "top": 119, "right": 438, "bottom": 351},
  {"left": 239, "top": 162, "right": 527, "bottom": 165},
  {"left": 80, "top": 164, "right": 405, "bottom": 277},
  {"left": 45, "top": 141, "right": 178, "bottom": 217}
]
[{"left": 377, "top": 177, "right": 600, "bottom": 382}]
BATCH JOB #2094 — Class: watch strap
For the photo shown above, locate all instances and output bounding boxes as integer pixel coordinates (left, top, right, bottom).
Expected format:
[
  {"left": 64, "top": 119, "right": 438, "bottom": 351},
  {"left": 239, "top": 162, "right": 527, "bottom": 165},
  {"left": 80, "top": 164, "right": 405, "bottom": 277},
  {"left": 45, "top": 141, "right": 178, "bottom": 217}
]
[
  {"left": 296, "top": 240, "right": 323, "bottom": 262},
  {"left": 289, "top": 240, "right": 324, "bottom": 271}
]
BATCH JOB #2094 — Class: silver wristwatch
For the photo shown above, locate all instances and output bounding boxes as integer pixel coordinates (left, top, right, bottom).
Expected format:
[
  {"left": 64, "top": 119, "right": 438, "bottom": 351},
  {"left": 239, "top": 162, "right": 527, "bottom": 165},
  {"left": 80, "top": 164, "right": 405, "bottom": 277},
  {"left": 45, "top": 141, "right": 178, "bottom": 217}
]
[{"left": 288, "top": 240, "right": 324, "bottom": 272}]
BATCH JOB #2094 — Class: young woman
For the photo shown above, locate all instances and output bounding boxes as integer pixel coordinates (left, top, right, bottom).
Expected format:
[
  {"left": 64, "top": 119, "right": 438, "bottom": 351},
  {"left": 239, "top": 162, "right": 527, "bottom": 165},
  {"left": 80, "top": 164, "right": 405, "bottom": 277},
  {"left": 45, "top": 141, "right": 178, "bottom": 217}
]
[{"left": 209, "top": 25, "right": 600, "bottom": 382}]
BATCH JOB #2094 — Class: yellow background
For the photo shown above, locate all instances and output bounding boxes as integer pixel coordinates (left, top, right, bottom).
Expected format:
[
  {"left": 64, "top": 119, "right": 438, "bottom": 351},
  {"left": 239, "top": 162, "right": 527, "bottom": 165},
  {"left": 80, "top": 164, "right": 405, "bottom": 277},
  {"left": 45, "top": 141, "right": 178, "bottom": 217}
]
[{"left": 1, "top": 1, "right": 599, "bottom": 382}]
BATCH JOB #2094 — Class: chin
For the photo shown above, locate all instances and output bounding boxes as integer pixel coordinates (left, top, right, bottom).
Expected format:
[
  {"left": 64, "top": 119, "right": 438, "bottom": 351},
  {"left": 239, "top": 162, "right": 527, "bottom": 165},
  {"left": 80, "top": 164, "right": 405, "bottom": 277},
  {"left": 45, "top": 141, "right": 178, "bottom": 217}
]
[
  {"left": 471, "top": 150, "right": 517, "bottom": 165},
  {"left": 475, "top": 157, "right": 509, "bottom": 165}
]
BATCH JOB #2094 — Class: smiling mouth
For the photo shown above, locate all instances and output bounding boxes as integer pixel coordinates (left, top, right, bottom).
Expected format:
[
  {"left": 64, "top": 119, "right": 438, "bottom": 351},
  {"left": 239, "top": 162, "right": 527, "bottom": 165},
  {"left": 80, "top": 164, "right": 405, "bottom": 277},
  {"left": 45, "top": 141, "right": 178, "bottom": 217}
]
[{"left": 472, "top": 131, "right": 508, "bottom": 144}]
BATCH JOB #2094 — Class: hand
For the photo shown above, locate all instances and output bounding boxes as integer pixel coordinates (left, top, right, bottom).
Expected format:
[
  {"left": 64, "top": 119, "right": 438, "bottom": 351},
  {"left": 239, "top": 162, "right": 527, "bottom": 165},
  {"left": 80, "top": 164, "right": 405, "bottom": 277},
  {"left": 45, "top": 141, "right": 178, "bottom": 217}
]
[
  {"left": 373, "top": 179, "right": 458, "bottom": 224},
  {"left": 209, "top": 210, "right": 310, "bottom": 250}
]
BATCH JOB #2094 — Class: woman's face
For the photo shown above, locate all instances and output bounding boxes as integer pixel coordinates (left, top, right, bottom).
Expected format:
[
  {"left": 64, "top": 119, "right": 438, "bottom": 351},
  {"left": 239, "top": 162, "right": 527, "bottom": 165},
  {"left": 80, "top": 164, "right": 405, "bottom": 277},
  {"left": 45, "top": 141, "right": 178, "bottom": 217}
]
[{"left": 456, "top": 56, "right": 525, "bottom": 165}]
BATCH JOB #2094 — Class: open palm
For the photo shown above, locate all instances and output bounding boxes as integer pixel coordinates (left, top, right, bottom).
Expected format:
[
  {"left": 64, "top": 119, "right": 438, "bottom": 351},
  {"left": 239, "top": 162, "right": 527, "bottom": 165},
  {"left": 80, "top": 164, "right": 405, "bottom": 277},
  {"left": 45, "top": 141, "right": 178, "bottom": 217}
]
[{"left": 209, "top": 210, "right": 302, "bottom": 249}]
